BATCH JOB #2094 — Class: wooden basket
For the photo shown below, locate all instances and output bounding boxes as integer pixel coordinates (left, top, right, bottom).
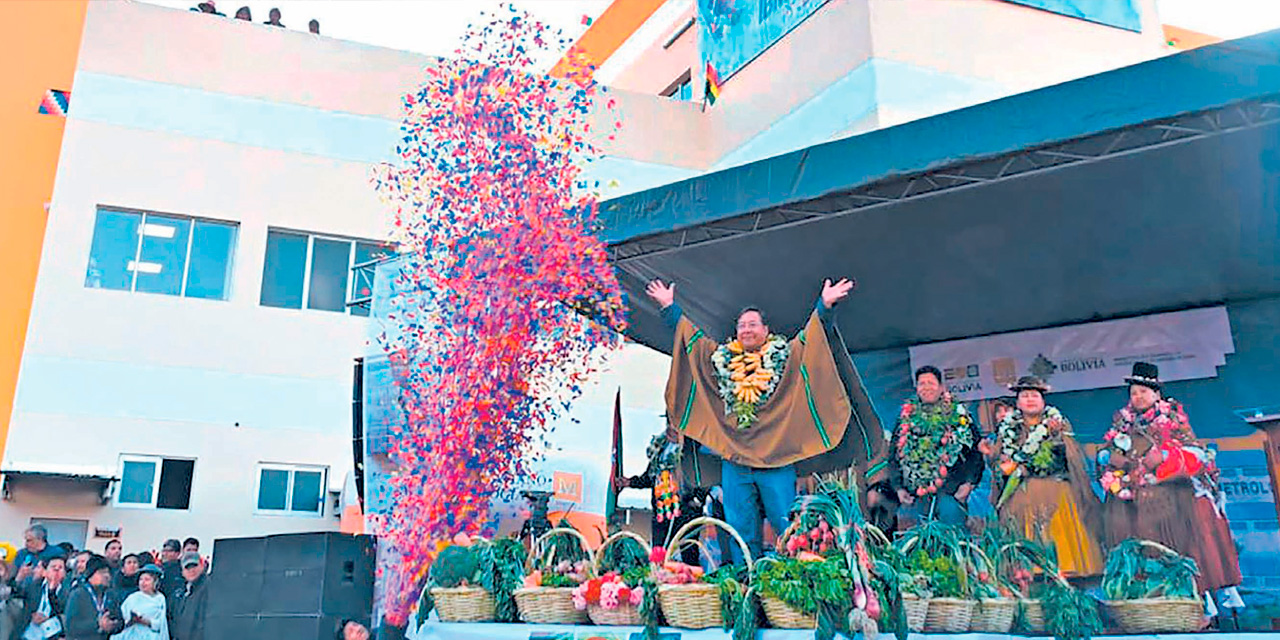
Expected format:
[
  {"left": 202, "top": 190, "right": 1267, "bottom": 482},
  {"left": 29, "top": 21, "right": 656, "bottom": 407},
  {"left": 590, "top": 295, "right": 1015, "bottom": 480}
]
[
  {"left": 925, "top": 597, "right": 976, "bottom": 633},
  {"left": 762, "top": 594, "right": 816, "bottom": 629},
  {"left": 586, "top": 531, "right": 651, "bottom": 626},
  {"left": 658, "top": 516, "right": 755, "bottom": 629},
  {"left": 514, "top": 528, "right": 592, "bottom": 624},
  {"left": 970, "top": 598, "right": 1016, "bottom": 633},
  {"left": 1106, "top": 598, "right": 1203, "bottom": 634},
  {"left": 1020, "top": 598, "right": 1046, "bottom": 633},
  {"left": 902, "top": 595, "right": 928, "bottom": 632},
  {"left": 431, "top": 586, "right": 495, "bottom": 623}
]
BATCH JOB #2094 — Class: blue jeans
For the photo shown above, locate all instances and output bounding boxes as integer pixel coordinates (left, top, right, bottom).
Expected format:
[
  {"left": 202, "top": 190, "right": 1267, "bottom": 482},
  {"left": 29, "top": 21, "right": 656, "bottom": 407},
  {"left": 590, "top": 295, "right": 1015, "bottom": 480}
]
[
  {"left": 721, "top": 462, "right": 796, "bottom": 564},
  {"left": 897, "top": 493, "right": 967, "bottom": 526}
]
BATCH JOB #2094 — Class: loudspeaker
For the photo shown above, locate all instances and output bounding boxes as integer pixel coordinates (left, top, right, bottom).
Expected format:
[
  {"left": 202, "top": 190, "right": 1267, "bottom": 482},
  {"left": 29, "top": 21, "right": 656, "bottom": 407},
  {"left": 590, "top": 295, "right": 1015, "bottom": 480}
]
[
  {"left": 208, "top": 532, "right": 375, "bottom": 625},
  {"left": 207, "top": 536, "right": 266, "bottom": 616}
]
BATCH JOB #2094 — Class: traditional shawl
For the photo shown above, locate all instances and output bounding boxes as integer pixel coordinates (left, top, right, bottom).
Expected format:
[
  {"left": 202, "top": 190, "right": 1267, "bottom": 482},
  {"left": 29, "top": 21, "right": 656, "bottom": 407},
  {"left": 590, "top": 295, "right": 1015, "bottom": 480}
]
[{"left": 665, "top": 310, "right": 884, "bottom": 487}]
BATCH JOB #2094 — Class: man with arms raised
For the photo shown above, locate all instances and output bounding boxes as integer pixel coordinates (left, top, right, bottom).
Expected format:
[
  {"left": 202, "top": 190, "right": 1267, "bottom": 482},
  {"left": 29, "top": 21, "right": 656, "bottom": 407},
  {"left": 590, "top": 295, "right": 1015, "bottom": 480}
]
[{"left": 646, "top": 278, "right": 884, "bottom": 562}]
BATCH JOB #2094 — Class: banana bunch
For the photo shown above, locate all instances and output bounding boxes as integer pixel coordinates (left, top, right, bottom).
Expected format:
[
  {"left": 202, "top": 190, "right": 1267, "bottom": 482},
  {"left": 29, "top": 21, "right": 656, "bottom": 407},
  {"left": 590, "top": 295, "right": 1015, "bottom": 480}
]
[{"left": 729, "top": 352, "right": 773, "bottom": 405}]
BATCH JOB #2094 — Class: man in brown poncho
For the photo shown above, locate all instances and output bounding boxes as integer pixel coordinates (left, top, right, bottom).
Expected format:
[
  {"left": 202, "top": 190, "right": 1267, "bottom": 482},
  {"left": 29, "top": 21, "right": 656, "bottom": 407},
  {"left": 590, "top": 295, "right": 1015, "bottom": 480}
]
[{"left": 646, "top": 278, "right": 885, "bottom": 562}]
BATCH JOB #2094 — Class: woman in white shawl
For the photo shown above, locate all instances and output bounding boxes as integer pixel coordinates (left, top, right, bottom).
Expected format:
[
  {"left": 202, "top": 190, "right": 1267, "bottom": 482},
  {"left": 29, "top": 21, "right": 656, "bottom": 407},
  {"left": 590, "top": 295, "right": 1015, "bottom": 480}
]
[{"left": 116, "top": 564, "right": 169, "bottom": 640}]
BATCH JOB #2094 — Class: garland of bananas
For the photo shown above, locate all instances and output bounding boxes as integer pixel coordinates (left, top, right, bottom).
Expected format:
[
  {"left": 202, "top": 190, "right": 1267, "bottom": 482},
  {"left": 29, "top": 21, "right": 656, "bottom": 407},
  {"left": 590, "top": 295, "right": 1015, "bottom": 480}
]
[{"left": 712, "top": 335, "right": 790, "bottom": 429}]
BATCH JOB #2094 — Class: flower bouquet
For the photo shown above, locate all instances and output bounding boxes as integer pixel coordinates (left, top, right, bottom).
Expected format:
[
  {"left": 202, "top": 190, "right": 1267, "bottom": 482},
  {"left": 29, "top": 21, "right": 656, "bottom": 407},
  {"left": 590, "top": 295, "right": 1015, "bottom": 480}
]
[
  {"left": 513, "top": 528, "right": 592, "bottom": 624},
  {"left": 577, "top": 531, "right": 658, "bottom": 629},
  {"left": 416, "top": 533, "right": 527, "bottom": 624},
  {"left": 653, "top": 517, "right": 756, "bottom": 638},
  {"left": 1101, "top": 538, "right": 1203, "bottom": 634}
]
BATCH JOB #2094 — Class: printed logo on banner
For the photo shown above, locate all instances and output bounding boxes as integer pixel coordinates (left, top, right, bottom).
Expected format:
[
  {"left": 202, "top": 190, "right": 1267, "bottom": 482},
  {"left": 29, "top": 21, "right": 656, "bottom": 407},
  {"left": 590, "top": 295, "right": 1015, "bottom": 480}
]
[
  {"left": 553, "top": 471, "right": 583, "bottom": 503},
  {"left": 1220, "top": 473, "right": 1275, "bottom": 504},
  {"left": 991, "top": 357, "right": 1017, "bottom": 387}
]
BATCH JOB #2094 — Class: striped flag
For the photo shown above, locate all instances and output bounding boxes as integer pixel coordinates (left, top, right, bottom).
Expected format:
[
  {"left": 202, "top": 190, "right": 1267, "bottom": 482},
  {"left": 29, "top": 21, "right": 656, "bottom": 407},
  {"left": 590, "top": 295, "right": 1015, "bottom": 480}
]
[
  {"left": 605, "top": 388, "right": 623, "bottom": 526},
  {"left": 38, "top": 90, "right": 69, "bottom": 117},
  {"left": 704, "top": 62, "right": 722, "bottom": 106}
]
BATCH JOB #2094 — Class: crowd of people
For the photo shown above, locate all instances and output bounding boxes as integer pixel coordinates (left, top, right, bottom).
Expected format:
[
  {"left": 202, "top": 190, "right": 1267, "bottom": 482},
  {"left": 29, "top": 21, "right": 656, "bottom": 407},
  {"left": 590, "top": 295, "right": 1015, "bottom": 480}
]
[
  {"left": 190, "top": 2, "right": 321, "bottom": 35},
  {"left": 644, "top": 277, "right": 1246, "bottom": 626},
  {"left": 3, "top": 528, "right": 207, "bottom": 640}
]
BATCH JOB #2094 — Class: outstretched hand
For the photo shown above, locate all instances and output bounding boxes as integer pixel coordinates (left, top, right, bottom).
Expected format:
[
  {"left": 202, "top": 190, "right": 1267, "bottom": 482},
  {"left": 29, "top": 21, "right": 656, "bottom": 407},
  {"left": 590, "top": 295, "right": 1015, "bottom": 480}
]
[
  {"left": 646, "top": 280, "right": 676, "bottom": 309},
  {"left": 821, "top": 278, "right": 856, "bottom": 309}
]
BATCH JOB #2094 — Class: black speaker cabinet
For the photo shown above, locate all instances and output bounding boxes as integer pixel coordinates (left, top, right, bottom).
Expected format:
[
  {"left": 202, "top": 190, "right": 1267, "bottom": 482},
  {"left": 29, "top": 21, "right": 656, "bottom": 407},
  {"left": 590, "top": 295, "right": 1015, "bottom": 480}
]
[{"left": 208, "top": 532, "right": 375, "bottom": 624}]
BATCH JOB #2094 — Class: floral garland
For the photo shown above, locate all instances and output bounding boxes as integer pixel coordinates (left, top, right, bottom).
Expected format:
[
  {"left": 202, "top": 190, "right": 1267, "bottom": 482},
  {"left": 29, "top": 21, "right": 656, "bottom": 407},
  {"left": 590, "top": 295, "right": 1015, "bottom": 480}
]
[
  {"left": 894, "top": 394, "right": 975, "bottom": 496},
  {"left": 710, "top": 335, "right": 790, "bottom": 429},
  {"left": 1098, "top": 398, "right": 1220, "bottom": 502},
  {"left": 645, "top": 435, "right": 683, "bottom": 523},
  {"left": 995, "top": 407, "right": 1069, "bottom": 478}
]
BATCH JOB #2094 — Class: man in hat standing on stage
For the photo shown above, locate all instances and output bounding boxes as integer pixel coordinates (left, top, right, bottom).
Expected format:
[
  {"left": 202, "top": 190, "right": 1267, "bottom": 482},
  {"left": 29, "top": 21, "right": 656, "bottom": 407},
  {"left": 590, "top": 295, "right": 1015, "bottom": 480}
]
[{"left": 646, "top": 278, "right": 885, "bottom": 562}]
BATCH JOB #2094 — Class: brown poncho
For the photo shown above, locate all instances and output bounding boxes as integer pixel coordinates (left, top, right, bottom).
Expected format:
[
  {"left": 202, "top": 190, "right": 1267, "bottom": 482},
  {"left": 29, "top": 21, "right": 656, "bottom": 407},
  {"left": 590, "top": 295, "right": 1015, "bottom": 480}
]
[{"left": 664, "top": 310, "right": 885, "bottom": 489}]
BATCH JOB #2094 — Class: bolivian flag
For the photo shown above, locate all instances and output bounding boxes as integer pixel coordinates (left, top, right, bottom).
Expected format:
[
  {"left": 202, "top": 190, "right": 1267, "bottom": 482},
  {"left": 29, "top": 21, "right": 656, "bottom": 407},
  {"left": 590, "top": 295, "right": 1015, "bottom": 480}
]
[{"left": 705, "top": 62, "right": 722, "bottom": 105}]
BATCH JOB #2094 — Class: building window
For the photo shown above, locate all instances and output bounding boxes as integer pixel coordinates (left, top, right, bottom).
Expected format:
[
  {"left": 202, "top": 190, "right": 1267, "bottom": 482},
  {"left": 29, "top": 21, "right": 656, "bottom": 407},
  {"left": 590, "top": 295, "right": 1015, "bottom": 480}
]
[
  {"left": 116, "top": 455, "right": 195, "bottom": 510},
  {"left": 255, "top": 464, "right": 327, "bottom": 515},
  {"left": 259, "top": 230, "right": 391, "bottom": 317},
  {"left": 85, "top": 208, "right": 237, "bottom": 300},
  {"left": 661, "top": 71, "right": 694, "bottom": 101}
]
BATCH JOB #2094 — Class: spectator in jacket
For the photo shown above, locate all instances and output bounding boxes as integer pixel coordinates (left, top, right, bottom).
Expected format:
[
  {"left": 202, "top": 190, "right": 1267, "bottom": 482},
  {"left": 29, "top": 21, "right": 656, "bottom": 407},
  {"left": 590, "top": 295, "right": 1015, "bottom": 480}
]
[
  {"left": 336, "top": 619, "right": 369, "bottom": 640},
  {"left": 18, "top": 556, "right": 67, "bottom": 640},
  {"left": 103, "top": 541, "right": 123, "bottom": 574},
  {"left": 13, "top": 526, "right": 62, "bottom": 589},
  {"left": 158, "top": 541, "right": 183, "bottom": 603},
  {"left": 113, "top": 554, "right": 141, "bottom": 597},
  {"left": 180, "top": 540, "right": 198, "bottom": 557},
  {"left": 170, "top": 553, "right": 206, "bottom": 640},
  {"left": 64, "top": 555, "right": 123, "bottom": 640}
]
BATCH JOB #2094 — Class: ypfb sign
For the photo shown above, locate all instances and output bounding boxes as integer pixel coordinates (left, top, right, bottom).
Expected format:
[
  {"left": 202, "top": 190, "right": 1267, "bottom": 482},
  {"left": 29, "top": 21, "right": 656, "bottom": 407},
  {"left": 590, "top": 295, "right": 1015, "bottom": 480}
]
[{"left": 909, "top": 307, "right": 1234, "bottom": 401}]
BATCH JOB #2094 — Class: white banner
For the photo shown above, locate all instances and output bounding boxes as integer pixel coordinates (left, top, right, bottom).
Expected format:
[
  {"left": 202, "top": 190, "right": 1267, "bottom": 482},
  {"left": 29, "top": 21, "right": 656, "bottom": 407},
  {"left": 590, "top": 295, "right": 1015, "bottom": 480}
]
[{"left": 909, "top": 307, "right": 1234, "bottom": 401}]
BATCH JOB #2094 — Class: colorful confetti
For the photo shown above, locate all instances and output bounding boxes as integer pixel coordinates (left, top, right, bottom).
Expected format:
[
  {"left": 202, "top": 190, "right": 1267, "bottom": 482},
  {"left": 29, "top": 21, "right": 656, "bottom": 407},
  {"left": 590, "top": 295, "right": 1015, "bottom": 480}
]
[{"left": 370, "top": 5, "right": 625, "bottom": 625}]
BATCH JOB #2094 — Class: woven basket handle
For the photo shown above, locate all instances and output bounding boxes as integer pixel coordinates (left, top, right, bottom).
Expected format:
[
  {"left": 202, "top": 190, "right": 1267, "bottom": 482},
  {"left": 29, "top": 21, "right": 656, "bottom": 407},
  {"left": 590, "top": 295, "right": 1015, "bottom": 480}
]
[
  {"left": 593, "top": 530, "right": 652, "bottom": 574},
  {"left": 527, "top": 527, "right": 593, "bottom": 574},
  {"left": 667, "top": 516, "right": 754, "bottom": 572}
]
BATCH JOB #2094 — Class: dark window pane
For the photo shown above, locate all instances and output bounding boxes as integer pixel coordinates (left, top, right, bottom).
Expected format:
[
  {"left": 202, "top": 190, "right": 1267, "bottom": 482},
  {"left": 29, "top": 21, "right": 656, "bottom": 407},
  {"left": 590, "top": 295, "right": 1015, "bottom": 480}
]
[
  {"left": 307, "top": 238, "right": 351, "bottom": 312},
  {"left": 119, "top": 460, "right": 156, "bottom": 505},
  {"left": 290, "top": 470, "right": 324, "bottom": 513},
  {"left": 185, "top": 221, "right": 237, "bottom": 300},
  {"left": 260, "top": 231, "right": 308, "bottom": 309},
  {"left": 134, "top": 214, "right": 192, "bottom": 296},
  {"left": 156, "top": 459, "right": 194, "bottom": 510},
  {"left": 258, "top": 469, "right": 289, "bottom": 510},
  {"left": 86, "top": 210, "right": 142, "bottom": 291}
]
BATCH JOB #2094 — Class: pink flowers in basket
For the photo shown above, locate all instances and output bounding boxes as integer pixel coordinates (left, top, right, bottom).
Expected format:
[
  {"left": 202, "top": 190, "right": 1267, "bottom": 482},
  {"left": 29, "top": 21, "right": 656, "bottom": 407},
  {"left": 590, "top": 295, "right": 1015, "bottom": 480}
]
[{"left": 571, "top": 574, "right": 644, "bottom": 610}]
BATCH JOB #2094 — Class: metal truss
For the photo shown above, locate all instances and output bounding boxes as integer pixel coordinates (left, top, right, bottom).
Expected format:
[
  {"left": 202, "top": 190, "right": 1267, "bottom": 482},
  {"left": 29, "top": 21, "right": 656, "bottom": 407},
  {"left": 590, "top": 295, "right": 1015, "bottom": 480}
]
[{"left": 608, "top": 95, "right": 1280, "bottom": 263}]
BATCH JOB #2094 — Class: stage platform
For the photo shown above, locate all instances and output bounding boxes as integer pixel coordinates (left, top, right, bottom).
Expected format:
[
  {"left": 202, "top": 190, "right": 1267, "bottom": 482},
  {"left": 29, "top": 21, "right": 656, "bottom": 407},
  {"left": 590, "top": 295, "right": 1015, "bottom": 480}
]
[{"left": 411, "top": 623, "right": 1280, "bottom": 640}]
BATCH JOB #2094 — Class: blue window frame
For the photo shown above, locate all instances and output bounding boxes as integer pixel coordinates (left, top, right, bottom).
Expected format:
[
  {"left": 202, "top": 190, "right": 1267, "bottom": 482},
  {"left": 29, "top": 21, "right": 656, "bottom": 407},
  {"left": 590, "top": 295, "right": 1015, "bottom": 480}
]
[{"left": 85, "top": 208, "right": 237, "bottom": 300}]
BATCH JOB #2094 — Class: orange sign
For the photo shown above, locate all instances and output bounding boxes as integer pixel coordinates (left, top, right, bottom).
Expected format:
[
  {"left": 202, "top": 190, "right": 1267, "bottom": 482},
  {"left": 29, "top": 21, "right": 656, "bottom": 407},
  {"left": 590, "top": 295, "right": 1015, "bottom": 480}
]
[{"left": 552, "top": 471, "right": 583, "bottom": 504}]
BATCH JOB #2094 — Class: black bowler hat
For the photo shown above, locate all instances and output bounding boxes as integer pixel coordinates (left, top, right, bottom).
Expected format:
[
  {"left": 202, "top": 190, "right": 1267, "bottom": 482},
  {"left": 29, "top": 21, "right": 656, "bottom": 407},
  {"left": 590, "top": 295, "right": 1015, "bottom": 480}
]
[
  {"left": 1125, "top": 362, "right": 1161, "bottom": 391},
  {"left": 1009, "top": 375, "right": 1050, "bottom": 394}
]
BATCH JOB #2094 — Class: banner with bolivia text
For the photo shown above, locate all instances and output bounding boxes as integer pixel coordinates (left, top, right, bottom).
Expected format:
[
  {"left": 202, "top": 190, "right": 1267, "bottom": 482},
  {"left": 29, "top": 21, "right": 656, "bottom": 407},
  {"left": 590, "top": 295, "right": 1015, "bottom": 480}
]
[{"left": 909, "top": 307, "right": 1233, "bottom": 402}]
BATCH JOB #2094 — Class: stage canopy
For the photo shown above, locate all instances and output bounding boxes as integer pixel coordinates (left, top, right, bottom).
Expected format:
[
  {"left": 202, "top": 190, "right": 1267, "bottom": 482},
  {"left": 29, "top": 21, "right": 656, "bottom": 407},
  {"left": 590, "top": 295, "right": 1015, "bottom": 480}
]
[{"left": 602, "top": 28, "right": 1280, "bottom": 357}]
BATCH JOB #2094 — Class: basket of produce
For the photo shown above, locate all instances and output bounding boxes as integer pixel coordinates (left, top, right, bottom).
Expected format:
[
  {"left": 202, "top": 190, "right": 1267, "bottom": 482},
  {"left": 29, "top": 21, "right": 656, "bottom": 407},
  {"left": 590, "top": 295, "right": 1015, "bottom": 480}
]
[
  {"left": 1102, "top": 538, "right": 1204, "bottom": 634},
  {"left": 655, "top": 516, "right": 754, "bottom": 630},
  {"left": 579, "top": 531, "right": 651, "bottom": 626},
  {"left": 417, "top": 534, "right": 527, "bottom": 624},
  {"left": 513, "top": 528, "right": 592, "bottom": 624}
]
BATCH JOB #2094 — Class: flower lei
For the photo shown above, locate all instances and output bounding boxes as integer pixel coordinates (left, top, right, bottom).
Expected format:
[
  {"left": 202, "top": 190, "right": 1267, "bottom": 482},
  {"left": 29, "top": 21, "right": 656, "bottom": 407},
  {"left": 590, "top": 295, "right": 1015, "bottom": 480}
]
[
  {"left": 710, "top": 335, "right": 790, "bottom": 429},
  {"left": 648, "top": 438, "right": 682, "bottom": 523},
  {"left": 995, "top": 407, "right": 1069, "bottom": 478},
  {"left": 1098, "top": 398, "right": 1218, "bottom": 501},
  {"left": 894, "top": 394, "right": 975, "bottom": 496}
]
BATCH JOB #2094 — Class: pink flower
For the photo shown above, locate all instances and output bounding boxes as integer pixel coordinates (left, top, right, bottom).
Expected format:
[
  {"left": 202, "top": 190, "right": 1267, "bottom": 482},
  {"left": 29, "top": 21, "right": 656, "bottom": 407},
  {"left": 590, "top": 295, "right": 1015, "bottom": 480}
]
[
  {"left": 629, "top": 586, "right": 645, "bottom": 606},
  {"left": 649, "top": 546, "right": 666, "bottom": 565}
]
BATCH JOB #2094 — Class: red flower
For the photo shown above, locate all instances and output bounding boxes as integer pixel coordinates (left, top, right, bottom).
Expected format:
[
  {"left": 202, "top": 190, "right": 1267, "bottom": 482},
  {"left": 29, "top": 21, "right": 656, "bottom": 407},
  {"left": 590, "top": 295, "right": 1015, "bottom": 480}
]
[
  {"left": 649, "top": 546, "right": 666, "bottom": 565},
  {"left": 585, "top": 579, "right": 602, "bottom": 603},
  {"left": 617, "top": 586, "right": 631, "bottom": 601}
]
